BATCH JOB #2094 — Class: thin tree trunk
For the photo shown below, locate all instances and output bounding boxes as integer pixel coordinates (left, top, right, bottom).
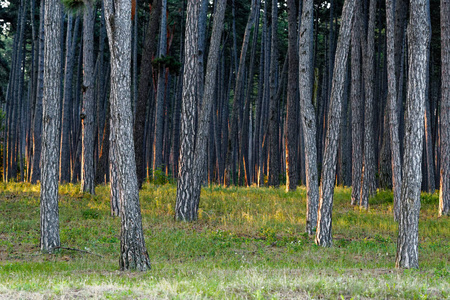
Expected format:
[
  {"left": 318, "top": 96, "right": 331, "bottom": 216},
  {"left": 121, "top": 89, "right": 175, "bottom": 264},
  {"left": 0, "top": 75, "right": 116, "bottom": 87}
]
[
  {"left": 386, "top": 0, "right": 402, "bottom": 221},
  {"left": 439, "top": 0, "right": 450, "bottom": 216},
  {"left": 134, "top": 0, "right": 161, "bottom": 188},
  {"left": 268, "top": 0, "right": 280, "bottom": 187},
  {"left": 315, "top": 0, "right": 355, "bottom": 247},
  {"left": 153, "top": 0, "right": 168, "bottom": 174},
  {"left": 299, "top": 0, "right": 319, "bottom": 235},
  {"left": 285, "top": 0, "right": 299, "bottom": 191},
  {"left": 359, "top": 0, "right": 377, "bottom": 210}
]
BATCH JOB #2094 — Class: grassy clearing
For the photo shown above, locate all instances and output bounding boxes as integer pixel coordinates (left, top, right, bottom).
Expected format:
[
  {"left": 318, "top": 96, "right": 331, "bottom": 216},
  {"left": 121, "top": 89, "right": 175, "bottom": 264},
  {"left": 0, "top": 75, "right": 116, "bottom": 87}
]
[{"left": 0, "top": 182, "right": 448, "bottom": 299}]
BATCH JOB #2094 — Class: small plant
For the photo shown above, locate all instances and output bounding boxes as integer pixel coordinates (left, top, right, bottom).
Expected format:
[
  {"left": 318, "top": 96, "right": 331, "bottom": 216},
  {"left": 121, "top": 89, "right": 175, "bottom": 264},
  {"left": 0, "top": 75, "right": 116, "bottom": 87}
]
[{"left": 81, "top": 208, "right": 100, "bottom": 220}]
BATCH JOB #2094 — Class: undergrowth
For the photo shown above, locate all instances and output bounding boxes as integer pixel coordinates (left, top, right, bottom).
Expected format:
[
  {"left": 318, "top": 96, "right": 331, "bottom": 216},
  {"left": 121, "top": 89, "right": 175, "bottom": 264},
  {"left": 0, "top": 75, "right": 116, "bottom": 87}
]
[{"left": 0, "top": 183, "right": 448, "bottom": 299}]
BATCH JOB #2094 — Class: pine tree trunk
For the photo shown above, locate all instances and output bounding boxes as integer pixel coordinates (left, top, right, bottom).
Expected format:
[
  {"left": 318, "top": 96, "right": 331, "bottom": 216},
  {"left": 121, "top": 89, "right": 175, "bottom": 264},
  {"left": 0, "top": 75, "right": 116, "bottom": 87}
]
[
  {"left": 175, "top": 0, "right": 199, "bottom": 221},
  {"left": 359, "top": 0, "right": 377, "bottom": 210},
  {"left": 395, "top": 0, "right": 430, "bottom": 269},
  {"left": 439, "top": 0, "right": 450, "bottom": 216},
  {"left": 299, "top": 0, "right": 319, "bottom": 235},
  {"left": 81, "top": 0, "right": 95, "bottom": 194},
  {"left": 386, "top": 0, "right": 402, "bottom": 221},
  {"left": 104, "top": 0, "right": 151, "bottom": 271},
  {"left": 31, "top": 0, "right": 45, "bottom": 184},
  {"left": 350, "top": 2, "right": 363, "bottom": 205},
  {"left": 315, "top": 0, "right": 355, "bottom": 247},
  {"left": 60, "top": 16, "right": 79, "bottom": 183},
  {"left": 134, "top": 0, "right": 161, "bottom": 187},
  {"left": 153, "top": 0, "right": 168, "bottom": 174},
  {"left": 191, "top": 0, "right": 226, "bottom": 214},
  {"left": 268, "top": 0, "right": 280, "bottom": 187},
  {"left": 40, "top": 0, "right": 62, "bottom": 253},
  {"left": 285, "top": 0, "right": 299, "bottom": 191}
]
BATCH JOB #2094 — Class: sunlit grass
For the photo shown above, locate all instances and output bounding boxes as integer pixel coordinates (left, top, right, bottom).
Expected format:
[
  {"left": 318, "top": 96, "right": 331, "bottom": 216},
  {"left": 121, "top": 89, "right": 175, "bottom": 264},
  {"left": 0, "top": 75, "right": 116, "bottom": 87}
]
[{"left": 0, "top": 182, "right": 448, "bottom": 299}]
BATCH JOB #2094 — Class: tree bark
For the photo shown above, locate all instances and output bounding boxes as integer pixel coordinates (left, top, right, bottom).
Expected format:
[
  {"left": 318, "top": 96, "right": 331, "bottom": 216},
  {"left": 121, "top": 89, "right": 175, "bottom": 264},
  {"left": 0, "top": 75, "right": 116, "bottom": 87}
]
[
  {"left": 175, "top": 0, "right": 199, "bottom": 221},
  {"left": 359, "top": 0, "right": 377, "bottom": 210},
  {"left": 40, "top": 0, "right": 62, "bottom": 253},
  {"left": 386, "top": 0, "right": 402, "bottom": 221},
  {"left": 299, "top": 0, "right": 319, "bottom": 235},
  {"left": 268, "top": 0, "right": 280, "bottom": 187},
  {"left": 395, "top": 0, "right": 430, "bottom": 269},
  {"left": 285, "top": 0, "right": 299, "bottom": 192},
  {"left": 153, "top": 0, "right": 168, "bottom": 174},
  {"left": 439, "top": 0, "right": 450, "bottom": 216},
  {"left": 81, "top": 0, "right": 96, "bottom": 194},
  {"left": 315, "top": 0, "right": 355, "bottom": 247},
  {"left": 104, "top": 0, "right": 151, "bottom": 271}
]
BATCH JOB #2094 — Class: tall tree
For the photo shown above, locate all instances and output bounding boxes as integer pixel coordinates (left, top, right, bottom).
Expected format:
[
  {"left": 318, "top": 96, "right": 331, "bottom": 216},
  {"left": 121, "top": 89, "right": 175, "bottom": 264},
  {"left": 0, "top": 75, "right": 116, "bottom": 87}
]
[
  {"left": 134, "top": 0, "right": 161, "bottom": 188},
  {"left": 104, "top": 0, "right": 151, "bottom": 271},
  {"left": 350, "top": 1, "right": 363, "bottom": 206},
  {"left": 315, "top": 0, "right": 355, "bottom": 247},
  {"left": 439, "top": 0, "right": 450, "bottom": 217},
  {"left": 81, "top": 0, "right": 95, "bottom": 194},
  {"left": 395, "top": 0, "right": 430, "bottom": 269},
  {"left": 191, "top": 0, "right": 227, "bottom": 217},
  {"left": 285, "top": 0, "right": 299, "bottom": 191},
  {"left": 153, "top": 0, "right": 168, "bottom": 175},
  {"left": 40, "top": 0, "right": 62, "bottom": 253},
  {"left": 268, "top": 0, "right": 280, "bottom": 187},
  {"left": 299, "top": 0, "right": 319, "bottom": 235},
  {"left": 175, "top": 0, "right": 199, "bottom": 221},
  {"left": 359, "top": 0, "right": 377, "bottom": 209},
  {"left": 386, "top": 0, "right": 402, "bottom": 220}
]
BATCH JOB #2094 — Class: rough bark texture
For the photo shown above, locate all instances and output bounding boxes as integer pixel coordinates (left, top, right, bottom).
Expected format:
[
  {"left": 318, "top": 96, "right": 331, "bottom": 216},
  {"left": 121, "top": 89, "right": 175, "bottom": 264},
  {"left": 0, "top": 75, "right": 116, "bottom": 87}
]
[
  {"left": 81, "top": 0, "right": 96, "bottom": 195},
  {"left": 299, "top": 0, "right": 319, "bottom": 235},
  {"left": 359, "top": 0, "right": 377, "bottom": 210},
  {"left": 395, "top": 0, "right": 430, "bottom": 269},
  {"left": 191, "top": 0, "right": 226, "bottom": 214},
  {"left": 104, "top": 0, "right": 151, "bottom": 271},
  {"left": 386, "top": 0, "right": 402, "bottom": 221},
  {"left": 440, "top": 0, "right": 450, "bottom": 217},
  {"left": 350, "top": 1, "right": 363, "bottom": 206},
  {"left": 315, "top": 0, "right": 355, "bottom": 247},
  {"left": 175, "top": 0, "right": 199, "bottom": 221},
  {"left": 40, "top": 0, "right": 62, "bottom": 253},
  {"left": 285, "top": 0, "right": 299, "bottom": 191}
]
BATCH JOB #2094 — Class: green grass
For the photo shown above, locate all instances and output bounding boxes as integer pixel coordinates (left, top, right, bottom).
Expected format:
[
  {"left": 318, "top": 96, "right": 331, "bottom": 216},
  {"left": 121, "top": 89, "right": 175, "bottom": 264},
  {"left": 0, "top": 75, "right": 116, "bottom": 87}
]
[{"left": 0, "top": 182, "right": 448, "bottom": 299}]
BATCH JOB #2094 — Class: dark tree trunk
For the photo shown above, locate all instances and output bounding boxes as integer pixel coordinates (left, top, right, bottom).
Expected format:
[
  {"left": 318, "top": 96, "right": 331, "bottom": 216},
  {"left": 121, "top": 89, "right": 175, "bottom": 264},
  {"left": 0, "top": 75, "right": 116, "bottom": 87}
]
[
  {"left": 81, "top": 0, "right": 96, "bottom": 194},
  {"left": 134, "top": 0, "right": 161, "bottom": 188},
  {"left": 439, "top": 0, "right": 450, "bottom": 216},
  {"left": 359, "top": 0, "right": 377, "bottom": 210},
  {"left": 268, "top": 0, "right": 280, "bottom": 187},
  {"left": 285, "top": 0, "right": 299, "bottom": 191}
]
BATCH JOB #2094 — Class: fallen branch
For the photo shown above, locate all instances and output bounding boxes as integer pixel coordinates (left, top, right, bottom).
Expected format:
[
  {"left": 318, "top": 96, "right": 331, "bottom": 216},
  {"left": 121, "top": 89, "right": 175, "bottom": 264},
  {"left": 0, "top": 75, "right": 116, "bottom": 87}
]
[{"left": 54, "top": 246, "right": 103, "bottom": 258}]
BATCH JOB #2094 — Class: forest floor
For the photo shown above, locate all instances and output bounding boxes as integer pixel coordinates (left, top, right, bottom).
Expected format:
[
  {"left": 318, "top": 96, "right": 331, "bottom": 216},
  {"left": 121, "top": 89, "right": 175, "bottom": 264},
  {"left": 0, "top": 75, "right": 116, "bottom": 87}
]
[{"left": 0, "top": 182, "right": 448, "bottom": 299}]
